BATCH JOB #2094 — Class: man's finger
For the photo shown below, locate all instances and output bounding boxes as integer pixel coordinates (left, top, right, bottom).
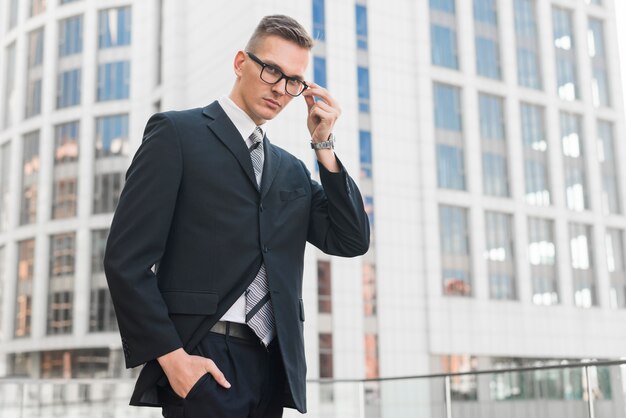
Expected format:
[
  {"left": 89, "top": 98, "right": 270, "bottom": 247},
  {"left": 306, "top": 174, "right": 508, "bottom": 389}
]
[
  {"left": 206, "top": 359, "right": 231, "bottom": 389},
  {"left": 304, "top": 93, "right": 315, "bottom": 111}
]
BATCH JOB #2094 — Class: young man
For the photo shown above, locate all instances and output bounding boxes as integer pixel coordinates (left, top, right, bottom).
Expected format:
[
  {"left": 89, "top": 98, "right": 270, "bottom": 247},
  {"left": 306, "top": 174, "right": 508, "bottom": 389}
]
[{"left": 104, "top": 15, "right": 369, "bottom": 418}]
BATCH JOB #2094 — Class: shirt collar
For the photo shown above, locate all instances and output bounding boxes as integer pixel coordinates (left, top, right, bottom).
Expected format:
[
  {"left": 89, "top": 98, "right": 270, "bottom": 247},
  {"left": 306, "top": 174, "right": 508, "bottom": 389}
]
[{"left": 218, "top": 96, "right": 266, "bottom": 147}]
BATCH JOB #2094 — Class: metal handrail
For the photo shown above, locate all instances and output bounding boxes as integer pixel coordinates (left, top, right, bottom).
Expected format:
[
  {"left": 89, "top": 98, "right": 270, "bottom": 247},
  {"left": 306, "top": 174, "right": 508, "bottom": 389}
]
[{"left": 306, "top": 358, "right": 626, "bottom": 383}]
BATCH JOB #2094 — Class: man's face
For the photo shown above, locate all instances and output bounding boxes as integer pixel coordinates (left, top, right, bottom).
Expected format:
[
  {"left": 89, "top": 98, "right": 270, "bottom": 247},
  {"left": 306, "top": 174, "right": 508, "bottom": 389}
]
[{"left": 232, "top": 35, "right": 309, "bottom": 125}]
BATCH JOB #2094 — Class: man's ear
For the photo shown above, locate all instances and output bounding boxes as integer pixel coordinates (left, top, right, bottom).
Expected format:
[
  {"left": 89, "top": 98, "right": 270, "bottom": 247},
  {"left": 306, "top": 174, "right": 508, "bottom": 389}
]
[{"left": 233, "top": 51, "right": 246, "bottom": 78}]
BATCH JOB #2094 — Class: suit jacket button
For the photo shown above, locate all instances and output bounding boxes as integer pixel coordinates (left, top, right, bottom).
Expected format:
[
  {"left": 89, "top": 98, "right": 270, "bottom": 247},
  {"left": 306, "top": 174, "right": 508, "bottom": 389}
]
[{"left": 263, "top": 246, "right": 269, "bottom": 253}]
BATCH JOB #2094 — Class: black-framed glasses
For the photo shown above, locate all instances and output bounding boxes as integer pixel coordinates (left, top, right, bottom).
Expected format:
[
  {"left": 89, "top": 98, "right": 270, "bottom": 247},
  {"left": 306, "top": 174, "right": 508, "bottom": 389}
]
[{"left": 246, "top": 52, "right": 309, "bottom": 97}]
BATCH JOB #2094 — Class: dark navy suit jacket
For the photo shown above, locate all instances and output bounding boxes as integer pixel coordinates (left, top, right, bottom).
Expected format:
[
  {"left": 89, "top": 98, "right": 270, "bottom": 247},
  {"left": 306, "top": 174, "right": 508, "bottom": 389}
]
[{"left": 103, "top": 101, "right": 370, "bottom": 412}]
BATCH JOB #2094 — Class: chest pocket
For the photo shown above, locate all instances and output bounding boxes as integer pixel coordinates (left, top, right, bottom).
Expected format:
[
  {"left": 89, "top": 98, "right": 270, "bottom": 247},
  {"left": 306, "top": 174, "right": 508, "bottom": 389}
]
[{"left": 280, "top": 187, "right": 306, "bottom": 201}]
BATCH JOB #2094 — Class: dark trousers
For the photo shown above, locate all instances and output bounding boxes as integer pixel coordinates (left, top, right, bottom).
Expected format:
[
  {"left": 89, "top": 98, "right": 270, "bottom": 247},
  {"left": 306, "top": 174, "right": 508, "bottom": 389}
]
[{"left": 158, "top": 329, "right": 285, "bottom": 418}]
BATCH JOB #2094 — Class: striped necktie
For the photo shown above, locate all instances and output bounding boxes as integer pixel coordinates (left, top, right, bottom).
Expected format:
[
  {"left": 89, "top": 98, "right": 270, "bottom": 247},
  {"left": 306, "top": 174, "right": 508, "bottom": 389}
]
[{"left": 245, "top": 127, "right": 275, "bottom": 345}]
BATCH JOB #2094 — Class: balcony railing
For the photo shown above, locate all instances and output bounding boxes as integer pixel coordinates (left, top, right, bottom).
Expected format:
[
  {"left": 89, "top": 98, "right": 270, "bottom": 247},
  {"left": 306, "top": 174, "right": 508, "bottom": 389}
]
[{"left": 1, "top": 359, "right": 624, "bottom": 417}]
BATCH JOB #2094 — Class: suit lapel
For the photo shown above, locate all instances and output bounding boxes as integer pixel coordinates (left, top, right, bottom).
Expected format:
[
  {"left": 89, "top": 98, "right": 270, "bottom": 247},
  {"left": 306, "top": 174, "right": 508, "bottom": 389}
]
[
  {"left": 203, "top": 102, "right": 258, "bottom": 190},
  {"left": 260, "top": 136, "right": 281, "bottom": 199}
]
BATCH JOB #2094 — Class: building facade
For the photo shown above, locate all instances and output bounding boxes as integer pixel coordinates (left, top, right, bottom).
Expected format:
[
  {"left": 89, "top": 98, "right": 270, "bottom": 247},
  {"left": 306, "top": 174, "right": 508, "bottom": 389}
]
[{"left": 1, "top": 0, "right": 626, "bottom": 417}]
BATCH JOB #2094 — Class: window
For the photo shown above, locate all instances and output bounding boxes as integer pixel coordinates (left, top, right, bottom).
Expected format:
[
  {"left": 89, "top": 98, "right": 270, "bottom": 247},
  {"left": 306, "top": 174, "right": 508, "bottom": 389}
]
[
  {"left": 57, "top": 69, "right": 81, "bottom": 108},
  {"left": 359, "top": 130, "right": 373, "bottom": 180},
  {"left": 364, "top": 334, "right": 379, "bottom": 379},
  {"left": 15, "top": 239, "right": 35, "bottom": 338},
  {"left": 607, "top": 229, "right": 626, "bottom": 309},
  {"left": 98, "top": 7, "right": 132, "bottom": 48},
  {"left": 485, "top": 212, "right": 516, "bottom": 300},
  {"left": 52, "top": 122, "right": 79, "bottom": 219},
  {"left": 597, "top": 121, "right": 620, "bottom": 214},
  {"left": 0, "top": 142, "right": 10, "bottom": 232},
  {"left": 521, "top": 103, "right": 550, "bottom": 206},
  {"left": 30, "top": 0, "right": 46, "bottom": 17},
  {"left": 440, "top": 205, "right": 471, "bottom": 296},
  {"left": 528, "top": 218, "right": 558, "bottom": 305},
  {"left": 569, "top": 223, "right": 596, "bottom": 308},
  {"left": 357, "top": 66, "right": 370, "bottom": 113},
  {"left": 90, "top": 229, "right": 117, "bottom": 331},
  {"left": 25, "top": 28, "right": 44, "bottom": 118},
  {"left": 560, "top": 112, "right": 588, "bottom": 211},
  {"left": 4, "top": 43, "right": 16, "bottom": 128},
  {"left": 474, "top": 0, "right": 501, "bottom": 79},
  {"left": 318, "top": 260, "right": 331, "bottom": 314},
  {"left": 479, "top": 94, "right": 508, "bottom": 197},
  {"left": 48, "top": 233, "right": 75, "bottom": 335},
  {"left": 553, "top": 8, "right": 578, "bottom": 101},
  {"left": 356, "top": 5, "right": 368, "bottom": 50},
  {"left": 440, "top": 355, "right": 478, "bottom": 400},
  {"left": 20, "top": 132, "right": 39, "bottom": 225},
  {"left": 319, "top": 333, "right": 333, "bottom": 378},
  {"left": 97, "top": 61, "right": 130, "bottom": 101},
  {"left": 313, "top": 56, "right": 327, "bottom": 88},
  {"left": 8, "top": 0, "right": 19, "bottom": 29},
  {"left": 59, "top": 15, "right": 83, "bottom": 57},
  {"left": 93, "top": 172, "right": 123, "bottom": 214},
  {"left": 588, "top": 19, "right": 610, "bottom": 107},
  {"left": 514, "top": 0, "right": 541, "bottom": 89},
  {"left": 434, "top": 83, "right": 465, "bottom": 190},
  {"left": 312, "top": 0, "right": 326, "bottom": 41},
  {"left": 363, "top": 261, "right": 377, "bottom": 315},
  {"left": 95, "top": 115, "right": 129, "bottom": 158},
  {"left": 431, "top": 14, "right": 458, "bottom": 69}
]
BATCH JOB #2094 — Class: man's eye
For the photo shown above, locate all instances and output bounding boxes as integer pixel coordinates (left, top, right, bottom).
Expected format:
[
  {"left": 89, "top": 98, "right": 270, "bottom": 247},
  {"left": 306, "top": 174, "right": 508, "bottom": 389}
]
[
  {"left": 287, "top": 79, "right": 301, "bottom": 87},
  {"left": 265, "top": 66, "right": 281, "bottom": 76}
]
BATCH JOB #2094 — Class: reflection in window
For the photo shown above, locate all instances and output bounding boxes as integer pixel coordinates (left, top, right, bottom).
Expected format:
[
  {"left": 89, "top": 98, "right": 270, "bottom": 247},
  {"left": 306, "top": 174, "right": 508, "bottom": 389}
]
[
  {"left": 440, "top": 205, "right": 471, "bottom": 296},
  {"left": 98, "top": 7, "right": 132, "bottom": 49},
  {"left": 356, "top": 5, "right": 368, "bottom": 50},
  {"left": 313, "top": 56, "right": 327, "bottom": 88},
  {"left": 95, "top": 115, "right": 129, "bottom": 158},
  {"left": 52, "top": 122, "right": 79, "bottom": 219},
  {"left": 319, "top": 333, "right": 333, "bottom": 378},
  {"left": 317, "top": 260, "right": 331, "bottom": 314},
  {"left": 57, "top": 69, "right": 81, "bottom": 108},
  {"left": 20, "top": 132, "right": 40, "bottom": 225},
  {"left": 4, "top": 43, "right": 17, "bottom": 128},
  {"left": 528, "top": 218, "right": 558, "bottom": 305},
  {"left": 363, "top": 262, "right": 377, "bottom": 316},
  {"left": 474, "top": 0, "right": 501, "bottom": 79},
  {"left": 41, "top": 349, "right": 111, "bottom": 378},
  {"left": 48, "top": 233, "right": 75, "bottom": 335},
  {"left": 359, "top": 130, "right": 373, "bottom": 180},
  {"left": 97, "top": 61, "right": 130, "bottom": 101},
  {"left": 93, "top": 172, "right": 123, "bottom": 214},
  {"left": 430, "top": 0, "right": 458, "bottom": 69},
  {"left": 312, "top": 0, "right": 325, "bottom": 41},
  {"left": 569, "top": 223, "right": 596, "bottom": 308},
  {"left": 606, "top": 229, "right": 626, "bottom": 309},
  {"left": 15, "top": 239, "right": 35, "bottom": 338},
  {"left": 59, "top": 15, "right": 83, "bottom": 57},
  {"left": 561, "top": 112, "right": 588, "bottom": 211},
  {"left": 30, "top": 0, "right": 46, "bottom": 17},
  {"left": 90, "top": 229, "right": 117, "bottom": 332},
  {"left": 597, "top": 121, "right": 620, "bottom": 214},
  {"left": 434, "top": 83, "right": 465, "bottom": 190},
  {"left": 25, "top": 29, "right": 44, "bottom": 118},
  {"left": 479, "top": 94, "right": 508, "bottom": 197},
  {"left": 553, "top": 8, "right": 578, "bottom": 101},
  {"left": 365, "top": 334, "right": 379, "bottom": 378},
  {"left": 514, "top": 0, "right": 541, "bottom": 89},
  {"left": 441, "top": 355, "right": 478, "bottom": 400},
  {"left": 485, "top": 212, "right": 515, "bottom": 300},
  {"left": 588, "top": 19, "right": 610, "bottom": 107},
  {"left": 521, "top": 103, "right": 550, "bottom": 206},
  {"left": 0, "top": 143, "right": 11, "bottom": 232},
  {"left": 357, "top": 66, "right": 370, "bottom": 113}
]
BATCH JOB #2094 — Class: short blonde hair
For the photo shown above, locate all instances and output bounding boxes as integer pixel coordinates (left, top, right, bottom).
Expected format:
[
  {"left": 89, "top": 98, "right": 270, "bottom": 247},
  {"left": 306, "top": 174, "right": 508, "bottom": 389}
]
[{"left": 246, "top": 15, "right": 314, "bottom": 52}]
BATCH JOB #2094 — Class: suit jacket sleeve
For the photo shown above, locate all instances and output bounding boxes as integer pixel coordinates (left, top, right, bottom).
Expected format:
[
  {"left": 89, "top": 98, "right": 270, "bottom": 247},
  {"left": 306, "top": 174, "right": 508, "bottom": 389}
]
[
  {"left": 304, "top": 157, "right": 370, "bottom": 257},
  {"left": 103, "top": 113, "right": 184, "bottom": 369}
]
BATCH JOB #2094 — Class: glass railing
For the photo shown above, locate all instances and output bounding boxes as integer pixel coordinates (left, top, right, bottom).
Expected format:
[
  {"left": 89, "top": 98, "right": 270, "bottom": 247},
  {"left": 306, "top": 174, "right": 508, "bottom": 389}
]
[{"left": 1, "top": 360, "right": 625, "bottom": 417}]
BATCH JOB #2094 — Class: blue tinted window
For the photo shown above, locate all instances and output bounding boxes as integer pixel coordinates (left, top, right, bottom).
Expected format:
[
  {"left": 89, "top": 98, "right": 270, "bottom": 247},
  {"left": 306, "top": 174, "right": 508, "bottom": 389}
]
[
  {"left": 98, "top": 7, "right": 132, "bottom": 48},
  {"left": 434, "top": 84, "right": 461, "bottom": 131},
  {"left": 96, "top": 114, "right": 129, "bottom": 158},
  {"left": 97, "top": 61, "right": 130, "bottom": 101},
  {"left": 360, "top": 130, "right": 372, "bottom": 165},
  {"left": 57, "top": 69, "right": 81, "bottom": 108},
  {"left": 430, "top": 0, "right": 455, "bottom": 13},
  {"left": 357, "top": 67, "right": 370, "bottom": 113},
  {"left": 482, "top": 153, "right": 509, "bottom": 196},
  {"left": 314, "top": 56, "right": 327, "bottom": 88},
  {"left": 437, "top": 144, "right": 465, "bottom": 190},
  {"left": 474, "top": 0, "right": 497, "bottom": 24},
  {"left": 431, "top": 25, "right": 458, "bottom": 69},
  {"left": 59, "top": 15, "right": 83, "bottom": 57},
  {"left": 356, "top": 5, "right": 368, "bottom": 49},
  {"left": 312, "top": 0, "right": 325, "bottom": 41},
  {"left": 476, "top": 37, "right": 501, "bottom": 79}
]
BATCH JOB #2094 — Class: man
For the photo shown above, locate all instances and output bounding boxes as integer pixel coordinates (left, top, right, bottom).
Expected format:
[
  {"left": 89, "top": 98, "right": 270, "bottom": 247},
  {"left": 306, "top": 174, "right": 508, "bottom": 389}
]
[{"left": 104, "top": 14, "right": 369, "bottom": 418}]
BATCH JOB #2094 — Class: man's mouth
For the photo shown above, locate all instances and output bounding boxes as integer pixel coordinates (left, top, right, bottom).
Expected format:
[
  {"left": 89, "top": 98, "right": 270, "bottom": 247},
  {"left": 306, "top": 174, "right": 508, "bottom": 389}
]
[{"left": 263, "top": 98, "right": 281, "bottom": 109}]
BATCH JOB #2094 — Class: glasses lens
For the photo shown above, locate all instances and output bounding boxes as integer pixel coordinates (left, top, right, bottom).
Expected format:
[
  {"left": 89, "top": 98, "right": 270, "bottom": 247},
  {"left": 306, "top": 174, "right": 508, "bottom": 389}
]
[
  {"left": 285, "top": 80, "right": 305, "bottom": 96},
  {"left": 260, "top": 66, "right": 282, "bottom": 84}
]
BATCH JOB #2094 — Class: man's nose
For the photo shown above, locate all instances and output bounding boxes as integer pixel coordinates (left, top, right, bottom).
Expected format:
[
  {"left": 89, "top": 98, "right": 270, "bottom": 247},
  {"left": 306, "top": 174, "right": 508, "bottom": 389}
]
[{"left": 270, "top": 79, "right": 287, "bottom": 96}]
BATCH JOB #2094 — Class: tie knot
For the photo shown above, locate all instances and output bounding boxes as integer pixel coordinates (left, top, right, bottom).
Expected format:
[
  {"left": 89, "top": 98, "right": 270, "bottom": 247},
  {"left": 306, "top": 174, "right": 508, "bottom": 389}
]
[{"left": 249, "top": 127, "right": 263, "bottom": 145}]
